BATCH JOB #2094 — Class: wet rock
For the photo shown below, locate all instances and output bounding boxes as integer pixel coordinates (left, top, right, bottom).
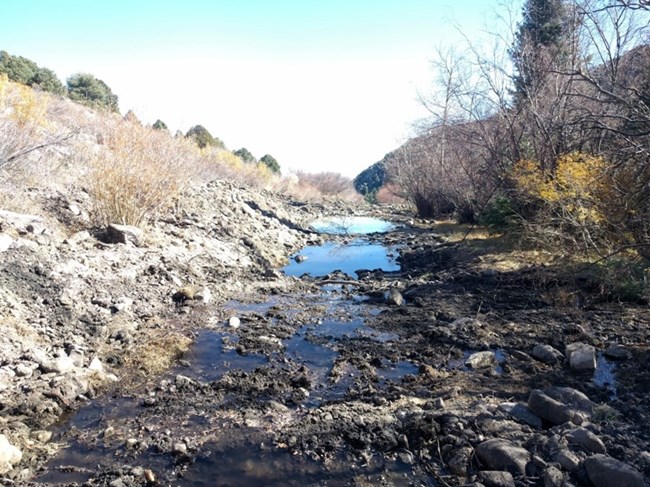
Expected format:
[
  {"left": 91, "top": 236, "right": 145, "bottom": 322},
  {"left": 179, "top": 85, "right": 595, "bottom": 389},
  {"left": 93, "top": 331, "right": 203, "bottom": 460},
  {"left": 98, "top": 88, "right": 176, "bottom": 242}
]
[
  {"left": 385, "top": 288, "right": 404, "bottom": 306},
  {"left": 604, "top": 344, "right": 631, "bottom": 360},
  {"left": 544, "top": 466, "right": 564, "bottom": 487},
  {"left": 475, "top": 439, "right": 529, "bottom": 476},
  {"left": 294, "top": 254, "right": 307, "bottom": 263},
  {"left": 106, "top": 223, "right": 143, "bottom": 245},
  {"left": 532, "top": 344, "right": 564, "bottom": 364},
  {"left": 528, "top": 388, "right": 592, "bottom": 425},
  {"left": 498, "top": 402, "right": 542, "bottom": 429},
  {"left": 447, "top": 446, "right": 473, "bottom": 476},
  {"left": 466, "top": 351, "right": 496, "bottom": 368},
  {"left": 565, "top": 342, "right": 596, "bottom": 372},
  {"left": 584, "top": 454, "right": 645, "bottom": 487},
  {"left": 566, "top": 427, "right": 606, "bottom": 454},
  {"left": 478, "top": 470, "right": 515, "bottom": 487},
  {"left": 0, "top": 434, "right": 22, "bottom": 474}
]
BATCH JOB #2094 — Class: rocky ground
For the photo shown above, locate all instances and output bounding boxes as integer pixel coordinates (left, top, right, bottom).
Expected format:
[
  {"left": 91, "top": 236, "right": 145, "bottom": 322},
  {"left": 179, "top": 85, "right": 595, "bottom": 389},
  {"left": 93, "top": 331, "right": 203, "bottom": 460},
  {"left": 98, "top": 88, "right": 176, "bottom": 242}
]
[{"left": 0, "top": 180, "right": 648, "bottom": 486}]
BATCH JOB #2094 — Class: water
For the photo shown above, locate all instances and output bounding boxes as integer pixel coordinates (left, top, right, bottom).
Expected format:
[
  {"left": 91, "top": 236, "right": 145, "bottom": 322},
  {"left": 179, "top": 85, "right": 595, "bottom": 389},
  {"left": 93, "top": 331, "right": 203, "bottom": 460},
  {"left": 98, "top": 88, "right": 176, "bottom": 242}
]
[
  {"left": 593, "top": 352, "right": 617, "bottom": 399},
  {"left": 310, "top": 216, "right": 396, "bottom": 235},
  {"left": 284, "top": 239, "right": 400, "bottom": 278}
]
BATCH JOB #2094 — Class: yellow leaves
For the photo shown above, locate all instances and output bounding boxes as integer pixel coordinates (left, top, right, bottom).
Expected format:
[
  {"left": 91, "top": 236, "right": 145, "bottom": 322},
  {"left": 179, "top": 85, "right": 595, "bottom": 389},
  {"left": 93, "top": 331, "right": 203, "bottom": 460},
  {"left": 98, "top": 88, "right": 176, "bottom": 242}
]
[
  {"left": 512, "top": 152, "right": 608, "bottom": 223},
  {"left": 0, "top": 73, "right": 8, "bottom": 110},
  {"left": 10, "top": 83, "right": 49, "bottom": 127}
]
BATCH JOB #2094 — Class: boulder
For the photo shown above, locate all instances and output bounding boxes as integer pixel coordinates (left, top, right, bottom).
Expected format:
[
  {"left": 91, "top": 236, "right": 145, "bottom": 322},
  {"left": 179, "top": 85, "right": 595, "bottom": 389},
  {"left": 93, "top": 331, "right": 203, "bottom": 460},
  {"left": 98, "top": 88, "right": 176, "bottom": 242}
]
[
  {"left": 584, "top": 454, "right": 645, "bottom": 487},
  {"left": 498, "top": 402, "right": 543, "bottom": 429},
  {"left": 478, "top": 471, "right": 515, "bottom": 487},
  {"left": 532, "top": 344, "right": 564, "bottom": 364},
  {"left": 0, "top": 434, "right": 22, "bottom": 474},
  {"left": 0, "top": 233, "right": 13, "bottom": 252},
  {"left": 385, "top": 288, "right": 405, "bottom": 306},
  {"left": 106, "top": 223, "right": 143, "bottom": 246},
  {"left": 565, "top": 342, "right": 596, "bottom": 372},
  {"left": 553, "top": 449, "right": 580, "bottom": 472},
  {"left": 475, "top": 439, "right": 530, "bottom": 476},
  {"left": 39, "top": 355, "right": 76, "bottom": 374},
  {"left": 228, "top": 316, "right": 241, "bottom": 329},
  {"left": 543, "top": 466, "right": 564, "bottom": 487},
  {"left": 466, "top": 351, "right": 496, "bottom": 369},
  {"left": 528, "top": 387, "right": 592, "bottom": 425},
  {"left": 447, "top": 446, "right": 473, "bottom": 476},
  {"left": 604, "top": 344, "right": 632, "bottom": 360},
  {"left": 566, "top": 427, "right": 606, "bottom": 454}
]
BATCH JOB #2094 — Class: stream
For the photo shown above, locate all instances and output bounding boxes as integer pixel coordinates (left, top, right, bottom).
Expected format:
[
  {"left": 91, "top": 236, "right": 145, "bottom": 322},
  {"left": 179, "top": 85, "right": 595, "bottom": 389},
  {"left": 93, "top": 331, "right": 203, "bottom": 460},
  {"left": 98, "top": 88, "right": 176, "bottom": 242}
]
[{"left": 36, "top": 217, "right": 426, "bottom": 485}]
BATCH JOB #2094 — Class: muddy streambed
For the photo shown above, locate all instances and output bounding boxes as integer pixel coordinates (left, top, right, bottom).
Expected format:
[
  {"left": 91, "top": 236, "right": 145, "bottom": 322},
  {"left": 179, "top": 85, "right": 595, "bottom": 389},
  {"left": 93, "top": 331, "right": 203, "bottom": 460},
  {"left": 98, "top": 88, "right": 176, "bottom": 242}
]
[{"left": 35, "top": 217, "right": 429, "bottom": 485}]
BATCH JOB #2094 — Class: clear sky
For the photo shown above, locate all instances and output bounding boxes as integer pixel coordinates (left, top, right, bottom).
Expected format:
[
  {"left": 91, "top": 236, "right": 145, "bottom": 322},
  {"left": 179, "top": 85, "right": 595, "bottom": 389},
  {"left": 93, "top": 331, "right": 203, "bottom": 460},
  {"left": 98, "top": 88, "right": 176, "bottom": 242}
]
[{"left": 3, "top": 0, "right": 511, "bottom": 177}]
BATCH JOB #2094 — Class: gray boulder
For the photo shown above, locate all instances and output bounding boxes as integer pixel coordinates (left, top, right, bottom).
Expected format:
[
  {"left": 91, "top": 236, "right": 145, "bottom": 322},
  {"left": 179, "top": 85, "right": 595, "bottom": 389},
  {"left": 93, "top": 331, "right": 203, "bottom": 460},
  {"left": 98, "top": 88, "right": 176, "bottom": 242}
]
[
  {"left": 565, "top": 342, "right": 596, "bottom": 372},
  {"left": 532, "top": 344, "right": 564, "bottom": 364},
  {"left": 498, "top": 402, "right": 543, "bottom": 429},
  {"left": 385, "top": 288, "right": 405, "bottom": 306},
  {"left": 528, "top": 387, "right": 592, "bottom": 425},
  {"left": 466, "top": 351, "right": 496, "bottom": 369},
  {"left": 0, "top": 434, "right": 22, "bottom": 474},
  {"left": 479, "top": 470, "right": 515, "bottom": 487},
  {"left": 543, "top": 466, "right": 564, "bottom": 487},
  {"left": 566, "top": 427, "right": 606, "bottom": 454},
  {"left": 106, "top": 223, "right": 143, "bottom": 246},
  {"left": 584, "top": 454, "right": 645, "bottom": 487},
  {"left": 475, "top": 439, "right": 530, "bottom": 476}
]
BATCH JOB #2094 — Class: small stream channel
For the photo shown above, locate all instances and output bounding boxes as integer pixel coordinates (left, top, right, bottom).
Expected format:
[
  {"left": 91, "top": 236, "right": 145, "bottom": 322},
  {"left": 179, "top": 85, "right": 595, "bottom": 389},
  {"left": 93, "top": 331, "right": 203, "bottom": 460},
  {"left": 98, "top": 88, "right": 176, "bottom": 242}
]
[{"left": 37, "top": 216, "right": 423, "bottom": 485}]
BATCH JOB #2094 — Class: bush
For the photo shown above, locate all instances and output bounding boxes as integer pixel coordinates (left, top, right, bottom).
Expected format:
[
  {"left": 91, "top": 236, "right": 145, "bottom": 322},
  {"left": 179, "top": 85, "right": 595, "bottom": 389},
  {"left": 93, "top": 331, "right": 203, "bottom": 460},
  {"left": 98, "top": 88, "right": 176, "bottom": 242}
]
[
  {"left": 479, "top": 197, "right": 519, "bottom": 231},
  {"left": 186, "top": 124, "right": 224, "bottom": 149},
  {"left": 597, "top": 257, "right": 649, "bottom": 303},
  {"left": 0, "top": 50, "right": 65, "bottom": 95},
  {"left": 234, "top": 147, "right": 256, "bottom": 164},
  {"left": 260, "top": 154, "right": 280, "bottom": 174}
]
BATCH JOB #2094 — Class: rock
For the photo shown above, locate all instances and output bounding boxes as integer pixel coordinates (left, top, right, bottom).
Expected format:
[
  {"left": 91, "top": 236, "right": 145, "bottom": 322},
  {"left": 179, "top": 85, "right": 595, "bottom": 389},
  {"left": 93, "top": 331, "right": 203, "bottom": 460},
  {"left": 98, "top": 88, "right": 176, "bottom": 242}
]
[
  {"left": 88, "top": 357, "right": 104, "bottom": 373},
  {"left": 447, "top": 447, "right": 474, "bottom": 476},
  {"left": 584, "top": 454, "right": 645, "bottom": 487},
  {"left": 565, "top": 342, "right": 596, "bottom": 372},
  {"left": 14, "top": 364, "right": 33, "bottom": 378},
  {"left": 475, "top": 439, "right": 530, "bottom": 476},
  {"left": 566, "top": 427, "right": 606, "bottom": 454},
  {"left": 228, "top": 316, "right": 241, "bottom": 329},
  {"left": 498, "top": 402, "right": 543, "bottom": 429},
  {"left": 528, "top": 388, "right": 592, "bottom": 425},
  {"left": 554, "top": 449, "right": 581, "bottom": 472},
  {"left": 294, "top": 254, "right": 307, "bottom": 263},
  {"left": 69, "top": 349, "right": 85, "bottom": 367},
  {"left": 532, "top": 344, "right": 564, "bottom": 364},
  {"left": 544, "top": 466, "right": 564, "bottom": 487},
  {"left": 39, "top": 355, "right": 76, "bottom": 374},
  {"left": 106, "top": 223, "right": 143, "bottom": 246},
  {"left": 0, "top": 209, "right": 44, "bottom": 233},
  {"left": 195, "top": 286, "right": 211, "bottom": 303},
  {"left": 466, "top": 351, "right": 496, "bottom": 368},
  {"left": 0, "top": 233, "right": 13, "bottom": 252},
  {"left": 478, "top": 471, "right": 515, "bottom": 487},
  {"left": 125, "top": 438, "right": 138, "bottom": 448},
  {"left": 0, "top": 434, "right": 22, "bottom": 474},
  {"left": 385, "top": 288, "right": 405, "bottom": 306},
  {"left": 172, "top": 442, "right": 188, "bottom": 455},
  {"left": 604, "top": 344, "right": 631, "bottom": 360}
]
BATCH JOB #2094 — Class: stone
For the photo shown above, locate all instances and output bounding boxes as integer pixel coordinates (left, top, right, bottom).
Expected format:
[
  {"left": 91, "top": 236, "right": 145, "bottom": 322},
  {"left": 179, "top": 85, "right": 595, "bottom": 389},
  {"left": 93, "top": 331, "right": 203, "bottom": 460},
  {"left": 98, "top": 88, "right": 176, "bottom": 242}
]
[
  {"left": 172, "top": 442, "right": 188, "bottom": 455},
  {"left": 195, "top": 286, "right": 211, "bottom": 303},
  {"left": 478, "top": 471, "right": 515, "bottom": 487},
  {"left": 39, "top": 355, "right": 76, "bottom": 374},
  {"left": 584, "top": 454, "right": 645, "bottom": 487},
  {"left": 0, "top": 434, "right": 22, "bottom": 474},
  {"left": 544, "top": 466, "right": 564, "bottom": 487},
  {"left": 528, "top": 388, "right": 592, "bottom": 426},
  {"left": 0, "top": 233, "right": 13, "bottom": 252},
  {"left": 475, "top": 439, "right": 530, "bottom": 476},
  {"left": 554, "top": 449, "right": 580, "bottom": 472},
  {"left": 498, "top": 402, "right": 543, "bottom": 429},
  {"left": 14, "top": 364, "right": 33, "bottom": 378},
  {"left": 106, "top": 223, "right": 143, "bottom": 246},
  {"left": 447, "top": 447, "right": 473, "bottom": 476},
  {"left": 604, "top": 344, "right": 631, "bottom": 360},
  {"left": 88, "top": 357, "right": 105, "bottom": 373},
  {"left": 566, "top": 427, "right": 606, "bottom": 454},
  {"left": 565, "top": 342, "right": 596, "bottom": 372},
  {"left": 385, "top": 288, "right": 405, "bottom": 306},
  {"left": 466, "top": 351, "right": 496, "bottom": 369},
  {"left": 294, "top": 254, "right": 307, "bottom": 263},
  {"left": 228, "top": 316, "right": 241, "bottom": 329},
  {"left": 532, "top": 344, "right": 564, "bottom": 364}
]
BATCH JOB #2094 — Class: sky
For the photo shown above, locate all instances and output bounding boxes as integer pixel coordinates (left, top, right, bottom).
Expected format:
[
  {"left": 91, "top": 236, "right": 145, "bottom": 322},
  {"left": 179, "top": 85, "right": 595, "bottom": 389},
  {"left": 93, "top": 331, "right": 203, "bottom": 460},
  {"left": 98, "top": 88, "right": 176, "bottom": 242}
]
[{"left": 3, "top": 0, "right": 511, "bottom": 178}]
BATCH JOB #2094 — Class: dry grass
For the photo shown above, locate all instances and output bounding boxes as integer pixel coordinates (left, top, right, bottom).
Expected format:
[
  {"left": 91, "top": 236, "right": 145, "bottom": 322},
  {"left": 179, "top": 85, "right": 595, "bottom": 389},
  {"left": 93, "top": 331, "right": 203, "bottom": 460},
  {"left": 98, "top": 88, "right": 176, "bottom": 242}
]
[{"left": 126, "top": 331, "right": 192, "bottom": 376}]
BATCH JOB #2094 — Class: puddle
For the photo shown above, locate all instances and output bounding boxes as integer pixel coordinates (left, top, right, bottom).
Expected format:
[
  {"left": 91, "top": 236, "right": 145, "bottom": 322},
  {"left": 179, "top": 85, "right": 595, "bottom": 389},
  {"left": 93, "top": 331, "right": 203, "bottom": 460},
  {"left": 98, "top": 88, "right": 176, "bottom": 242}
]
[
  {"left": 378, "top": 360, "right": 419, "bottom": 382},
  {"left": 179, "top": 330, "right": 268, "bottom": 381},
  {"left": 310, "top": 216, "right": 396, "bottom": 235},
  {"left": 593, "top": 352, "right": 617, "bottom": 399},
  {"left": 284, "top": 239, "right": 400, "bottom": 278},
  {"left": 448, "top": 349, "right": 506, "bottom": 374}
]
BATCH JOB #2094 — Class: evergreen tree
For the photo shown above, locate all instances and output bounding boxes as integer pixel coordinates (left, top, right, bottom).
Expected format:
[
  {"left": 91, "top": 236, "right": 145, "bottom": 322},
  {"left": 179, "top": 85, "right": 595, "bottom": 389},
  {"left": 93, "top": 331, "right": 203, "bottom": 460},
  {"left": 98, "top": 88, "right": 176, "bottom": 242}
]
[
  {"left": 67, "top": 73, "right": 119, "bottom": 112},
  {"left": 0, "top": 50, "right": 64, "bottom": 95},
  {"left": 234, "top": 147, "right": 257, "bottom": 164},
  {"left": 260, "top": 154, "right": 280, "bottom": 173},
  {"left": 152, "top": 119, "right": 168, "bottom": 130},
  {"left": 186, "top": 125, "right": 225, "bottom": 149}
]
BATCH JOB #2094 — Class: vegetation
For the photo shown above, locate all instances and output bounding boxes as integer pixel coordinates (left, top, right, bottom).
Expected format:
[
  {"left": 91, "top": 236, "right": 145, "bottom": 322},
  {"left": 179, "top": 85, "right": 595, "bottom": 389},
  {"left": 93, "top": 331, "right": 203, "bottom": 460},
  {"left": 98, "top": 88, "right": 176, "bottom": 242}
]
[
  {"left": 67, "top": 72, "right": 119, "bottom": 112},
  {"left": 234, "top": 147, "right": 256, "bottom": 164},
  {"left": 185, "top": 124, "right": 225, "bottom": 149},
  {"left": 353, "top": 160, "right": 386, "bottom": 200},
  {"left": 260, "top": 154, "right": 280, "bottom": 174},
  {"left": 0, "top": 50, "right": 65, "bottom": 95},
  {"left": 385, "top": 0, "right": 650, "bottom": 263},
  {"left": 152, "top": 119, "right": 168, "bottom": 130}
]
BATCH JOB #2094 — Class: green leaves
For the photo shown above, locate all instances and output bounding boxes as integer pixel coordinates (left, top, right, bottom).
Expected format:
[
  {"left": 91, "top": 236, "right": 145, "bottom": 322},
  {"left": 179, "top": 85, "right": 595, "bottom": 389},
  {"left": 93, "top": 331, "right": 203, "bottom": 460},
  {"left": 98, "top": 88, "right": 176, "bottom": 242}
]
[{"left": 67, "top": 73, "right": 119, "bottom": 112}]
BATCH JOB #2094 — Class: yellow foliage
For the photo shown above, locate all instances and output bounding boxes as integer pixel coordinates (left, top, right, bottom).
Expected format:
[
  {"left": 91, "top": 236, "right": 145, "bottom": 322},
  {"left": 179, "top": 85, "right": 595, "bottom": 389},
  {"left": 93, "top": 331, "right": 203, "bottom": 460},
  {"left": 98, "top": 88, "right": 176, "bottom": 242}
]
[
  {"left": 512, "top": 152, "right": 608, "bottom": 223},
  {"left": 0, "top": 73, "right": 8, "bottom": 110},
  {"left": 11, "top": 84, "right": 49, "bottom": 127}
]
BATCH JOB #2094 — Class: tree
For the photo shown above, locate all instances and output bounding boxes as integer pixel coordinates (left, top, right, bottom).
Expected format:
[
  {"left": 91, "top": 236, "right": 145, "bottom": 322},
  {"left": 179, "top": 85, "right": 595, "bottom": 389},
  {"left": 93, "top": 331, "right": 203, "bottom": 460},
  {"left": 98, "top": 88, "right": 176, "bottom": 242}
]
[
  {"left": 260, "top": 154, "right": 280, "bottom": 173},
  {"left": 185, "top": 125, "right": 224, "bottom": 149},
  {"left": 152, "top": 119, "right": 168, "bottom": 130},
  {"left": 234, "top": 147, "right": 256, "bottom": 164},
  {"left": 66, "top": 73, "right": 119, "bottom": 112},
  {"left": 0, "top": 51, "right": 64, "bottom": 95}
]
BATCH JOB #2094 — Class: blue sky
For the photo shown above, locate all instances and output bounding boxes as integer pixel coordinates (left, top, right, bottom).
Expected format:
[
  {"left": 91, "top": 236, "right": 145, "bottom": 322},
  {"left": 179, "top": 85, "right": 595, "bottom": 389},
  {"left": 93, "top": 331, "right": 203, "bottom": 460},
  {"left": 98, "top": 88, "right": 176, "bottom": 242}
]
[{"left": 3, "top": 0, "right": 513, "bottom": 177}]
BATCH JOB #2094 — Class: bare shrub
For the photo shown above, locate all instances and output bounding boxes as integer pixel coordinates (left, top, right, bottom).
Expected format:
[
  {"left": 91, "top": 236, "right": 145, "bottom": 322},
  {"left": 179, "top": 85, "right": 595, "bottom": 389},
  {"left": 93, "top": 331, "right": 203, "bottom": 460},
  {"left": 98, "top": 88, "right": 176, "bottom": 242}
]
[{"left": 294, "top": 171, "right": 361, "bottom": 202}]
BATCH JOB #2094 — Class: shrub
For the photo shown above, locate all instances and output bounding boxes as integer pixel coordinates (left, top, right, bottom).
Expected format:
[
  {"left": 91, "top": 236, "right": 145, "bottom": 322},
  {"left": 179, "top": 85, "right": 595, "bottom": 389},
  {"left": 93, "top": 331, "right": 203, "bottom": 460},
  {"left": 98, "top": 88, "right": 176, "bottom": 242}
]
[
  {"left": 479, "top": 197, "right": 519, "bottom": 231},
  {"left": 234, "top": 147, "right": 256, "bottom": 164},
  {"left": 260, "top": 154, "right": 280, "bottom": 174},
  {"left": 596, "top": 257, "right": 649, "bottom": 303},
  {"left": 67, "top": 73, "right": 119, "bottom": 112},
  {"left": 186, "top": 124, "right": 224, "bottom": 149}
]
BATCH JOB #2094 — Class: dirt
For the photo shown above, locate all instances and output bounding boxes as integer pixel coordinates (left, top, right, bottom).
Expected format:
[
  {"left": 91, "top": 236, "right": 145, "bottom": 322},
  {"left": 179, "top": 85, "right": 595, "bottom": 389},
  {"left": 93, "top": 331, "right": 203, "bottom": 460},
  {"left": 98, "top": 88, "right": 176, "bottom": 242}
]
[{"left": 0, "top": 183, "right": 649, "bottom": 486}]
